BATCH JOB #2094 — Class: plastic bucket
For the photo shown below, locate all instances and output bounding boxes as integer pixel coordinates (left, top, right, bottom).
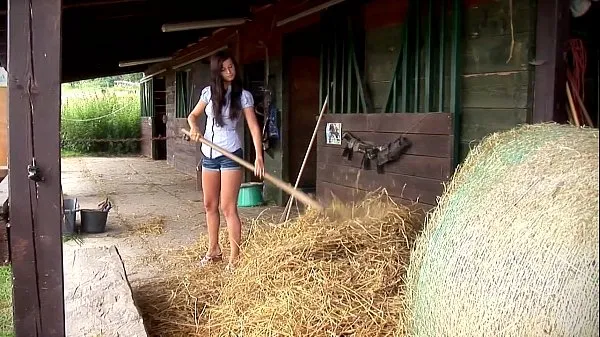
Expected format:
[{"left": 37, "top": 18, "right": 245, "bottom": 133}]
[
  {"left": 62, "top": 198, "right": 78, "bottom": 234},
  {"left": 237, "top": 182, "right": 264, "bottom": 207},
  {"left": 80, "top": 209, "right": 109, "bottom": 233}
]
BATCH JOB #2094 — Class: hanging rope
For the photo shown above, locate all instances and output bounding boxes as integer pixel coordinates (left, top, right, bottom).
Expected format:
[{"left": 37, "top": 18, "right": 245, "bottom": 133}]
[
  {"left": 61, "top": 105, "right": 128, "bottom": 122},
  {"left": 506, "top": 0, "right": 515, "bottom": 64}
]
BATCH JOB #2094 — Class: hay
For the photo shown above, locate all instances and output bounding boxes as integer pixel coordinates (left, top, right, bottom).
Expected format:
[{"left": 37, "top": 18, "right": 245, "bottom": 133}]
[
  {"left": 134, "top": 191, "right": 423, "bottom": 337},
  {"left": 404, "top": 123, "right": 599, "bottom": 336},
  {"left": 125, "top": 216, "right": 165, "bottom": 237},
  {"left": 134, "top": 230, "right": 232, "bottom": 337}
]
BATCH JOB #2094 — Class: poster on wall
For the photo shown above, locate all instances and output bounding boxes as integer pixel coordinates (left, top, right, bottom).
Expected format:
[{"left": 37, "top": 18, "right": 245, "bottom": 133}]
[{"left": 326, "top": 122, "right": 342, "bottom": 145}]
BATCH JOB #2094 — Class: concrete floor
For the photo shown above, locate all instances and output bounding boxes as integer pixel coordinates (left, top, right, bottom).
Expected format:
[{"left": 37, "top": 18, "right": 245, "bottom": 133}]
[{"left": 61, "top": 156, "right": 284, "bottom": 284}]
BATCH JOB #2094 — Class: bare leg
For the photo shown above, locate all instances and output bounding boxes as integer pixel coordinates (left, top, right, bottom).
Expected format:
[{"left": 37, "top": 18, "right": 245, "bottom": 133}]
[
  {"left": 220, "top": 169, "right": 243, "bottom": 265},
  {"left": 202, "top": 169, "right": 222, "bottom": 257}
]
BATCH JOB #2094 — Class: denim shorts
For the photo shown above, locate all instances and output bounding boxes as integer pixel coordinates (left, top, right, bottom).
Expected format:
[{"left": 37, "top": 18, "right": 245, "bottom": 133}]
[{"left": 201, "top": 148, "right": 243, "bottom": 172}]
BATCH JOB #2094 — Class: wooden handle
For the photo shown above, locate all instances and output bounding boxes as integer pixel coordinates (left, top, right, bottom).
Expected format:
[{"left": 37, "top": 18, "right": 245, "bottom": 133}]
[
  {"left": 566, "top": 82, "right": 581, "bottom": 127},
  {"left": 181, "top": 129, "right": 323, "bottom": 211}
]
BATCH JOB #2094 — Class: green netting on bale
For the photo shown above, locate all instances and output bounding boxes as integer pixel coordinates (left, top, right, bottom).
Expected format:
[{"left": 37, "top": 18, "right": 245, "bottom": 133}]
[{"left": 404, "top": 123, "right": 599, "bottom": 337}]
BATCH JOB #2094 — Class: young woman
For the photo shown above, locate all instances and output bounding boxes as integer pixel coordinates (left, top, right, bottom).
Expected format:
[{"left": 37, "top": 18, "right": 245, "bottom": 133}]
[{"left": 187, "top": 51, "right": 264, "bottom": 270}]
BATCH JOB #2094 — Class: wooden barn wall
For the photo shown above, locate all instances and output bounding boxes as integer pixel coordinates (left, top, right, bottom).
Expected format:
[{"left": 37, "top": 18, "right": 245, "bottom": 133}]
[
  {"left": 140, "top": 117, "right": 152, "bottom": 158},
  {"left": 316, "top": 113, "right": 452, "bottom": 210},
  {"left": 144, "top": 0, "right": 331, "bottom": 204},
  {"left": 165, "top": 60, "right": 212, "bottom": 178},
  {"left": 459, "top": 0, "right": 535, "bottom": 161},
  {"left": 165, "top": 71, "right": 197, "bottom": 176},
  {"left": 238, "top": 3, "right": 322, "bottom": 205},
  {"left": 361, "top": 0, "right": 536, "bottom": 163},
  {"left": 145, "top": 0, "right": 536, "bottom": 205},
  {"left": 363, "top": 0, "right": 408, "bottom": 113}
]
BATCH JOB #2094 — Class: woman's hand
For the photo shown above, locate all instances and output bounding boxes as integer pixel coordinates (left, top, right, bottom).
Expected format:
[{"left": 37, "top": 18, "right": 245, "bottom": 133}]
[
  {"left": 190, "top": 127, "right": 203, "bottom": 142},
  {"left": 254, "top": 156, "right": 265, "bottom": 179}
]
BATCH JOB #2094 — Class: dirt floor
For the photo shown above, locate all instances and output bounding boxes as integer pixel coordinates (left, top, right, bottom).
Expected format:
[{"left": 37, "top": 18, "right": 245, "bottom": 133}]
[{"left": 61, "top": 156, "right": 285, "bottom": 286}]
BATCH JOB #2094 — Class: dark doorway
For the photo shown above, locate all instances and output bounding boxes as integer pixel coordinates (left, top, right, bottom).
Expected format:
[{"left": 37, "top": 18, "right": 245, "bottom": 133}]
[
  {"left": 284, "top": 24, "right": 322, "bottom": 195},
  {"left": 569, "top": 3, "right": 599, "bottom": 128},
  {"left": 153, "top": 77, "right": 167, "bottom": 160},
  {"left": 243, "top": 61, "right": 267, "bottom": 183}
]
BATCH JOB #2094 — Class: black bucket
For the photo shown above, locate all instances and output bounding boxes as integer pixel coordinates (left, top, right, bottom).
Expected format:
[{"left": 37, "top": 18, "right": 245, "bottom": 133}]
[
  {"left": 80, "top": 209, "right": 109, "bottom": 233},
  {"left": 62, "top": 198, "right": 79, "bottom": 235}
]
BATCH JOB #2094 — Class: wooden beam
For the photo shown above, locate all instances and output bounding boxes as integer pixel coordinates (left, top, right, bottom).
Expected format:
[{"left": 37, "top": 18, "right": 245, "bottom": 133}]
[
  {"left": 63, "top": 0, "right": 146, "bottom": 9},
  {"left": 532, "top": 0, "right": 570, "bottom": 123},
  {"left": 8, "top": 0, "right": 65, "bottom": 336}
]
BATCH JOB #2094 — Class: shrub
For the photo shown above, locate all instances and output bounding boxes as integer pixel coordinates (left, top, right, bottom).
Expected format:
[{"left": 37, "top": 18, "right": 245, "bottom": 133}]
[{"left": 61, "top": 92, "right": 141, "bottom": 154}]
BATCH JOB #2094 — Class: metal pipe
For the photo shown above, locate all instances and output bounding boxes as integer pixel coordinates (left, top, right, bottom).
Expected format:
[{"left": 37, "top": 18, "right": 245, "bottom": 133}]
[
  {"left": 450, "top": 0, "right": 462, "bottom": 168},
  {"left": 119, "top": 57, "right": 172, "bottom": 68},
  {"left": 401, "top": 1, "right": 411, "bottom": 112},
  {"left": 413, "top": 0, "right": 421, "bottom": 113},
  {"left": 438, "top": 0, "right": 446, "bottom": 112},
  {"left": 161, "top": 18, "right": 246, "bottom": 32},
  {"left": 424, "top": 0, "right": 433, "bottom": 113}
]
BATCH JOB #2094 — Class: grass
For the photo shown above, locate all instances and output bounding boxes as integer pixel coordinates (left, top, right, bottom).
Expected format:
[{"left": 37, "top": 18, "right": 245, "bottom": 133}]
[
  {"left": 0, "top": 266, "right": 12, "bottom": 337},
  {"left": 61, "top": 149, "right": 85, "bottom": 158},
  {"left": 61, "top": 91, "right": 141, "bottom": 155}
]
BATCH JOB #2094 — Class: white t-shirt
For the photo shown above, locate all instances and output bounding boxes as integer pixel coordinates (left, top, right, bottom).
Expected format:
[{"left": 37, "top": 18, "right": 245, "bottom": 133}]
[{"left": 199, "top": 85, "right": 254, "bottom": 159}]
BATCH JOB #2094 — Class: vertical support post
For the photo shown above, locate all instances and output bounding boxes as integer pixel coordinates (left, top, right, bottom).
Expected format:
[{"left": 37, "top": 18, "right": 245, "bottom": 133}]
[
  {"left": 340, "top": 36, "right": 345, "bottom": 113},
  {"left": 531, "top": 0, "right": 570, "bottom": 123},
  {"left": 332, "top": 28, "right": 338, "bottom": 114},
  {"left": 413, "top": 0, "right": 420, "bottom": 113},
  {"left": 392, "top": 77, "right": 397, "bottom": 112},
  {"left": 319, "top": 30, "right": 324, "bottom": 114},
  {"left": 450, "top": 0, "right": 462, "bottom": 169},
  {"left": 347, "top": 18, "right": 369, "bottom": 114},
  {"left": 326, "top": 31, "right": 332, "bottom": 112},
  {"left": 347, "top": 43, "right": 352, "bottom": 113},
  {"left": 423, "top": 0, "right": 433, "bottom": 113},
  {"left": 8, "top": 0, "right": 65, "bottom": 336},
  {"left": 438, "top": 0, "right": 446, "bottom": 112},
  {"left": 400, "top": 0, "right": 411, "bottom": 112}
]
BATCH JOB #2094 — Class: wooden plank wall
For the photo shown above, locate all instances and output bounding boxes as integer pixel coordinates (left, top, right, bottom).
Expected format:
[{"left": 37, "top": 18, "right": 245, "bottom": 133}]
[
  {"left": 140, "top": 117, "right": 153, "bottom": 158},
  {"left": 166, "top": 62, "right": 210, "bottom": 179},
  {"left": 166, "top": 71, "right": 197, "bottom": 177},
  {"left": 459, "top": 0, "right": 536, "bottom": 161},
  {"left": 317, "top": 113, "right": 453, "bottom": 211}
]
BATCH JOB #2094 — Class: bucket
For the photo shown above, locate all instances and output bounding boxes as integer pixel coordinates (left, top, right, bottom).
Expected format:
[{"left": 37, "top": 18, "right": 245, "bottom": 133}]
[
  {"left": 80, "top": 209, "right": 109, "bottom": 233},
  {"left": 62, "top": 198, "right": 78, "bottom": 235},
  {"left": 237, "top": 182, "right": 264, "bottom": 207}
]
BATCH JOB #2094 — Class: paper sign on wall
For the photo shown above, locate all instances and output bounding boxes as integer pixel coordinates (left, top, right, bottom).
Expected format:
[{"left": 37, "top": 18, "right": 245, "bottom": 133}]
[{"left": 326, "top": 123, "right": 342, "bottom": 145}]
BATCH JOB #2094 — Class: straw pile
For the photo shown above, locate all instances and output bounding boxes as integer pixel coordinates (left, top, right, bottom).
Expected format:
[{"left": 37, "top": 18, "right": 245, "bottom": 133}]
[
  {"left": 134, "top": 230, "right": 232, "bottom": 336},
  {"left": 404, "top": 124, "right": 599, "bottom": 336},
  {"left": 126, "top": 216, "right": 165, "bottom": 237},
  {"left": 134, "top": 191, "right": 423, "bottom": 337}
]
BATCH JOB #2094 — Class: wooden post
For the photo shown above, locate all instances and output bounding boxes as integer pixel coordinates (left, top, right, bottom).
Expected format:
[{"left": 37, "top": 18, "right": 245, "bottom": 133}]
[
  {"left": 532, "top": 0, "right": 570, "bottom": 123},
  {"left": 7, "top": 0, "right": 65, "bottom": 336}
]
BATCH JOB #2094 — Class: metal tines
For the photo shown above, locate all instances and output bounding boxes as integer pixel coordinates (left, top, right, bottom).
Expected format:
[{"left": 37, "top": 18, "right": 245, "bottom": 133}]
[{"left": 98, "top": 198, "right": 112, "bottom": 212}]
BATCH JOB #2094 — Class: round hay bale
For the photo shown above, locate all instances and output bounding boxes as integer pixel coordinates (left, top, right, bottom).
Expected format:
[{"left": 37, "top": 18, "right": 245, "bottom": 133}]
[{"left": 404, "top": 123, "right": 599, "bottom": 336}]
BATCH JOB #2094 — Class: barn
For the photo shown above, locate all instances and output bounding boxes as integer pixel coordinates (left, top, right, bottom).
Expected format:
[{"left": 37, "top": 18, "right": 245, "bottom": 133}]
[
  {"left": 136, "top": 0, "right": 598, "bottom": 210},
  {"left": 0, "top": 0, "right": 598, "bottom": 335}
]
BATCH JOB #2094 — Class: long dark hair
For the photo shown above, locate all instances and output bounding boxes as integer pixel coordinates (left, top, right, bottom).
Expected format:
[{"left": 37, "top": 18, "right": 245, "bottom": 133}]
[{"left": 209, "top": 51, "right": 243, "bottom": 127}]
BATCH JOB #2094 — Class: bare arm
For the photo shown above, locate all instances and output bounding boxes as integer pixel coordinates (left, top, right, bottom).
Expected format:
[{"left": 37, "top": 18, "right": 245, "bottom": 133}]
[
  {"left": 187, "top": 99, "right": 207, "bottom": 141},
  {"left": 243, "top": 106, "right": 265, "bottom": 178}
]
